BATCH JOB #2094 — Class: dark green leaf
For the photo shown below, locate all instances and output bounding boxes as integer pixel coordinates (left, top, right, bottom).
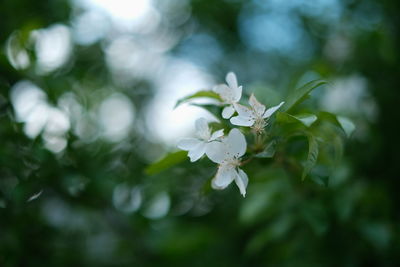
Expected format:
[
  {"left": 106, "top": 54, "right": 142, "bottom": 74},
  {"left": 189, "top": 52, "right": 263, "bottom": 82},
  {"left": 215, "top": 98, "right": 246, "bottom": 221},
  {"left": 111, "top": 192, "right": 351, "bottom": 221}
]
[
  {"left": 302, "top": 133, "right": 319, "bottom": 180},
  {"left": 255, "top": 140, "right": 276, "bottom": 158},
  {"left": 296, "top": 114, "right": 318, "bottom": 127},
  {"left": 145, "top": 151, "right": 188, "bottom": 175},
  {"left": 318, "top": 112, "right": 355, "bottom": 137},
  {"left": 332, "top": 134, "right": 344, "bottom": 165},
  {"left": 174, "top": 90, "right": 221, "bottom": 108},
  {"left": 282, "top": 79, "right": 327, "bottom": 112},
  {"left": 337, "top": 116, "right": 356, "bottom": 137},
  {"left": 276, "top": 112, "right": 317, "bottom": 127},
  {"left": 318, "top": 111, "right": 339, "bottom": 124},
  {"left": 311, "top": 175, "right": 330, "bottom": 187}
]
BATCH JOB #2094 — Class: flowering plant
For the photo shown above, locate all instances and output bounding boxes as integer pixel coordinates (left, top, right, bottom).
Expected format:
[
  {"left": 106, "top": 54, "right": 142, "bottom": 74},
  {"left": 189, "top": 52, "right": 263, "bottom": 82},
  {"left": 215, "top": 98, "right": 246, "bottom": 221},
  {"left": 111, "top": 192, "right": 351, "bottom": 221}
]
[{"left": 147, "top": 72, "right": 354, "bottom": 197}]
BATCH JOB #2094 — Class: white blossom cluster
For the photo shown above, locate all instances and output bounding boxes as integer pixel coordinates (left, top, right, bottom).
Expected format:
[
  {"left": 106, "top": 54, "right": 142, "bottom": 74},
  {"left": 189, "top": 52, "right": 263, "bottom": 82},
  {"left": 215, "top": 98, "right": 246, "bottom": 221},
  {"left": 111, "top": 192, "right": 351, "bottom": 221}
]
[{"left": 178, "top": 72, "right": 284, "bottom": 197}]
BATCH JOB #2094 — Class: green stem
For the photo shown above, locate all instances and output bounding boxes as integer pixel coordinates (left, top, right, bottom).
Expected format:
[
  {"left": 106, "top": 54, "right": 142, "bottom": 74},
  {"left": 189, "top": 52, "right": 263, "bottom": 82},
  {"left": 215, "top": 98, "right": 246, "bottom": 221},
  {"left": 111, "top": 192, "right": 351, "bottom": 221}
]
[{"left": 253, "top": 129, "right": 266, "bottom": 153}]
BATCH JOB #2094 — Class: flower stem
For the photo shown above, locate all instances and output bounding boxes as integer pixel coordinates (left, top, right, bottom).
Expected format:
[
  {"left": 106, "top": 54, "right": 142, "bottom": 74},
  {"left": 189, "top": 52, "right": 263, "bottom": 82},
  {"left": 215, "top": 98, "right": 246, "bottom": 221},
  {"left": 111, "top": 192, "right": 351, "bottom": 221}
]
[{"left": 252, "top": 129, "right": 265, "bottom": 153}]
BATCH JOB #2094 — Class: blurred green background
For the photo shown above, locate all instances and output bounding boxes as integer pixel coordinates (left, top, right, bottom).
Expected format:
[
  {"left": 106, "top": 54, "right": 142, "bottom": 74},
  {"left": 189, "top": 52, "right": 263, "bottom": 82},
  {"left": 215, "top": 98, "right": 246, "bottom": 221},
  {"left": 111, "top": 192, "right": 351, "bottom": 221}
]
[{"left": 1, "top": 0, "right": 399, "bottom": 266}]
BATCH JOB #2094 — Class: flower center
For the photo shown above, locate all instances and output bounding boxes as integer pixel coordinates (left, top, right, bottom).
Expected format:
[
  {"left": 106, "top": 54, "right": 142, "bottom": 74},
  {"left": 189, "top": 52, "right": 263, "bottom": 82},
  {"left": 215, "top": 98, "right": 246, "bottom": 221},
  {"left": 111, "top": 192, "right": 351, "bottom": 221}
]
[
  {"left": 223, "top": 157, "right": 240, "bottom": 167},
  {"left": 252, "top": 118, "right": 266, "bottom": 134}
]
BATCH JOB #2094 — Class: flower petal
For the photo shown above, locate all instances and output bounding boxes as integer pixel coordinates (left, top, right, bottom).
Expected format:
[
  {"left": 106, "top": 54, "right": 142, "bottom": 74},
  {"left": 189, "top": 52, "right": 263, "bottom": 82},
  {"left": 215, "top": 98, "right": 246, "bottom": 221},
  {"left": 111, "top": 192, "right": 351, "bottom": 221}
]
[
  {"left": 235, "top": 168, "right": 249, "bottom": 197},
  {"left": 205, "top": 141, "right": 228, "bottom": 164},
  {"left": 177, "top": 138, "right": 201, "bottom": 150},
  {"left": 222, "top": 105, "right": 235, "bottom": 119},
  {"left": 209, "top": 129, "right": 224, "bottom": 141},
  {"left": 230, "top": 115, "right": 255, "bottom": 127},
  {"left": 188, "top": 142, "right": 207, "bottom": 162},
  {"left": 195, "top": 117, "right": 210, "bottom": 140},
  {"left": 226, "top": 72, "right": 238, "bottom": 89},
  {"left": 263, "top": 101, "right": 285, "bottom": 118},
  {"left": 249, "top": 93, "right": 266, "bottom": 117},
  {"left": 226, "top": 128, "right": 247, "bottom": 157},
  {"left": 234, "top": 103, "right": 253, "bottom": 118},
  {"left": 233, "top": 85, "right": 242, "bottom": 102},
  {"left": 211, "top": 178, "right": 225, "bottom": 190},
  {"left": 225, "top": 72, "right": 242, "bottom": 102},
  {"left": 213, "top": 84, "right": 231, "bottom": 102},
  {"left": 212, "top": 164, "right": 236, "bottom": 189}
]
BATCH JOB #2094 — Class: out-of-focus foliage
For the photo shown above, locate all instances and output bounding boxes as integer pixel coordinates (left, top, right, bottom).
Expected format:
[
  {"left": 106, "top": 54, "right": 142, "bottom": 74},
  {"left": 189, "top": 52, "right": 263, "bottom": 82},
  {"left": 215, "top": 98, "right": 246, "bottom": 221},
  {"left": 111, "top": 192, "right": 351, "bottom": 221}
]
[{"left": 1, "top": 0, "right": 400, "bottom": 266}]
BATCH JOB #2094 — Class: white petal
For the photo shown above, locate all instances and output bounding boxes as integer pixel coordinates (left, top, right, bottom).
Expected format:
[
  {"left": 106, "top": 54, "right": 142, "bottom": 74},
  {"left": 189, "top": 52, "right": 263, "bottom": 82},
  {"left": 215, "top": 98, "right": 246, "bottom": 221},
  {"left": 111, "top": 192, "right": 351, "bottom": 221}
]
[
  {"left": 233, "top": 85, "right": 242, "bottom": 102},
  {"left": 177, "top": 138, "right": 201, "bottom": 150},
  {"left": 234, "top": 103, "right": 253, "bottom": 118},
  {"left": 188, "top": 142, "right": 207, "bottom": 162},
  {"left": 226, "top": 128, "right": 247, "bottom": 157},
  {"left": 205, "top": 141, "right": 228, "bottom": 164},
  {"left": 235, "top": 168, "right": 249, "bottom": 197},
  {"left": 213, "top": 84, "right": 226, "bottom": 94},
  {"left": 230, "top": 115, "right": 255, "bottom": 127},
  {"left": 195, "top": 117, "right": 210, "bottom": 140},
  {"left": 226, "top": 72, "right": 238, "bottom": 89},
  {"left": 212, "top": 164, "right": 236, "bottom": 189},
  {"left": 213, "top": 84, "right": 231, "bottom": 102},
  {"left": 209, "top": 129, "right": 224, "bottom": 141},
  {"left": 249, "top": 93, "right": 266, "bottom": 117},
  {"left": 222, "top": 106, "right": 235, "bottom": 119},
  {"left": 225, "top": 72, "right": 242, "bottom": 102},
  {"left": 211, "top": 178, "right": 225, "bottom": 190},
  {"left": 263, "top": 101, "right": 285, "bottom": 118}
]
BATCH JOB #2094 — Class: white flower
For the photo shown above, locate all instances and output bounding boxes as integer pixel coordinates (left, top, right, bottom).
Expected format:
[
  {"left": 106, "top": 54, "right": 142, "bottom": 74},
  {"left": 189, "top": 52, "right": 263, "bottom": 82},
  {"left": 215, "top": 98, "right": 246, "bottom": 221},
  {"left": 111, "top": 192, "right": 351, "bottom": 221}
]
[
  {"left": 230, "top": 93, "right": 284, "bottom": 131},
  {"left": 205, "top": 128, "right": 249, "bottom": 197},
  {"left": 213, "top": 72, "right": 243, "bottom": 119},
  {"left": 177, "top": 118, "right": 224, "bottom": 162}
]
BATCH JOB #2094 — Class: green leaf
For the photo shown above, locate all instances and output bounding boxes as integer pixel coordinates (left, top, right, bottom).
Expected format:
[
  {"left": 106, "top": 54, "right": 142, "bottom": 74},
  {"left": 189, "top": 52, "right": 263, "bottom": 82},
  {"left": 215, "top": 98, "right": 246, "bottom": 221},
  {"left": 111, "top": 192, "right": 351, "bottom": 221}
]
[
  {"left": 276, "top": 112, "right": 317, "bottom": 127},
  {"left": 296, "top": 114, "right": 318, "bottom": 127},
  {"left": 311, "top": 175, "right": 330, "bottom": 187},
  {"left": 332, "top": 133, "right": 344, "bottom": 165},
  {"left": 276, "top": 112, "right": 296, "bottom": 124},
  {"left": 318, "top": 111, "right": 339, "bottom": 123},
  {"left": 255, "top": 140, "right": 276, "bottom": 158},
  {"left": 145, "top": 151, "right": 188, "bottom": 175},
  {"left": 337, "top": 116, "right": 356, "bottom": 137},
  {"left": 282, "top": 79, "right": 327, "bottom": 112},
  {"left": 318, "top": 112, "right": 355, "bottom": 137},
  {"left": 302, "top": 133, "right": 319, "bottom": 180},
  {"left": 174, "top": 90, "right": 221, "bottom": 108}
]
